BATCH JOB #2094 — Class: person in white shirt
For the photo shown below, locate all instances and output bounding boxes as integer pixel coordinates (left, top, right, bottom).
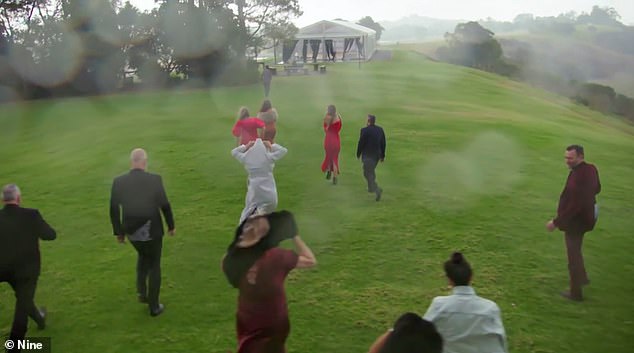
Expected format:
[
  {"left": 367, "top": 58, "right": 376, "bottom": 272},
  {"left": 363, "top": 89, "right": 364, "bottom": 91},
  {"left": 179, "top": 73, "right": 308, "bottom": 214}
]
[
  {"left": 423, "top": 252, "right": 508, "bottom": 353},
  {"left": 232, "top": 138, "right": 288, "bottom": 224}
]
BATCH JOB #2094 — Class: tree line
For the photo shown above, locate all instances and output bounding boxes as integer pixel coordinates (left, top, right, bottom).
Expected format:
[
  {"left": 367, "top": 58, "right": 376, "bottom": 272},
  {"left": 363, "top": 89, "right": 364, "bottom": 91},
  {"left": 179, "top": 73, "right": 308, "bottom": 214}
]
[{"left": 0, "top": 0, "right": 300, "bottom": 101}]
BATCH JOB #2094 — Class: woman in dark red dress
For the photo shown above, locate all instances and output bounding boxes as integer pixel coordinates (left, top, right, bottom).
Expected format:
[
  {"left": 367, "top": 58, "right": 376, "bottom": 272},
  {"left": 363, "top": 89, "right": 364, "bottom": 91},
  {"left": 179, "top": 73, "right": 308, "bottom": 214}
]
[
  {"left": 223, "top": 211, "right": 317, "bottom": 353},
  {"left": 321, "top": 104, "right": 342, "bottom": 184}
]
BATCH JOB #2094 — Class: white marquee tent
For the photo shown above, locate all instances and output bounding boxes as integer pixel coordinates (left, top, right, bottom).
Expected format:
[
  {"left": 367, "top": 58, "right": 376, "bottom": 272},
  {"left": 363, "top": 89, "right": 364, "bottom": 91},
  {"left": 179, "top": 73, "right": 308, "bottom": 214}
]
[{"left": 283, "top": 20, "right": 377, "bottom": 63}]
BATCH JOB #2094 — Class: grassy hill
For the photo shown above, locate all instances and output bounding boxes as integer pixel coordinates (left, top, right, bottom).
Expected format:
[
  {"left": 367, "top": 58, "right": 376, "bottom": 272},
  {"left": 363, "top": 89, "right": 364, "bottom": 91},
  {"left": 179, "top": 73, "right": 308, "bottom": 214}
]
[{"left": 1, "top": 51, "right": 633, "bottom": 353}]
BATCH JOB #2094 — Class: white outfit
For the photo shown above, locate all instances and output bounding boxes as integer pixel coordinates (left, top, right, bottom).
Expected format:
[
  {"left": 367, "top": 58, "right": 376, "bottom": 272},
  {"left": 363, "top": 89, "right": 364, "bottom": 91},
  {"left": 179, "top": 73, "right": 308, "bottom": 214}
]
[
  {"left": 231, "top": 138, "right": 288, "bottom": 223},
  {"left": 423, "top": 286, "right": 508, "bottom": 353}
]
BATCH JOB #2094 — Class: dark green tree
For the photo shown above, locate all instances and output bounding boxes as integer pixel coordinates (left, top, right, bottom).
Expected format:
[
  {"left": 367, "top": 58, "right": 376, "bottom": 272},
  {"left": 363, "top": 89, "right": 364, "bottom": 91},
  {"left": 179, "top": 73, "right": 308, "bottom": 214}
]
[
  {"left": 232, "top": 0, "right": 302, "bottom": 62},
  {"left": 357, "top": 16, "right": 384, "bottom": 40}
]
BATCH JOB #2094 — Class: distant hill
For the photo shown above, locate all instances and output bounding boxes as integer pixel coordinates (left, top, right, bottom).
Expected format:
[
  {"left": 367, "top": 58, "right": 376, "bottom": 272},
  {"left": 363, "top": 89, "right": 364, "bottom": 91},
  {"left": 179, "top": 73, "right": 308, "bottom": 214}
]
[
  {"left": 498, "top": 26, "right": 634, "bottom": 97},
  {"left": 381, "top": 17, "right": 634, "bottom": 98}
]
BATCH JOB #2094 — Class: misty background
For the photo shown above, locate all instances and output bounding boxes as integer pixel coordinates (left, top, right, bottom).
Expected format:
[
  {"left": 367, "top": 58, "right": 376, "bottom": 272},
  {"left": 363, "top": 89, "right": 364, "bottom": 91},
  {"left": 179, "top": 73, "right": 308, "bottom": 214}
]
[{"left": 1, "top": 0, "right": 632, "bottom": 122}]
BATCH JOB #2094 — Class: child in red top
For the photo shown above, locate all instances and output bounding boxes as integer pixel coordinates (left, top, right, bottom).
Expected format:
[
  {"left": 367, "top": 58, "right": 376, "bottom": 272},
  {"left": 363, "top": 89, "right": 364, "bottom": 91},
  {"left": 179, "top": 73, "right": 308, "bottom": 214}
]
[{"left": 232, "top": 107, "right": 265, "bottom": 146}]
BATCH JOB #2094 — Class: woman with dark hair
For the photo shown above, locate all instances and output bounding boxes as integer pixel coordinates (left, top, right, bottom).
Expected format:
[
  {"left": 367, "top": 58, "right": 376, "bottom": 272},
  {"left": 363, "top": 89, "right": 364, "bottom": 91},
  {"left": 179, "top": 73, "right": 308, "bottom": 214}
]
[
  {"left": 232, "top": 107, "right": 265, "bottom": 146},
  {"left": 423, "top": 252, "right": 508, "bottom": 353},
  {"left": 368, "top": 312, "right": 443, "bottom": 353},
  {"left": 222, "top": 211, "right": 317, "bottom": 353},
  {"left": 257, "top": 99, "right": 278, "bottom": 143},
  {"left": 321, "top": 104, "right": 342, "bottom": 184}
]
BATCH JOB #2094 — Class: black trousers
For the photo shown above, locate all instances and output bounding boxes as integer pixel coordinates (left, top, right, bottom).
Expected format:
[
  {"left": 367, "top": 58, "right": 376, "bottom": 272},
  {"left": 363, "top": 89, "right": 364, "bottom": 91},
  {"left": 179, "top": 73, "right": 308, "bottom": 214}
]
[
  {"left": 362, "top": 157, "right": 379, "bottom": 192},
  {"left": 0, "top": 272, "right": 43, "bottom": 344},
  {"left": 263, "top": 81, "right": 271, "bottom": 97},
  {"left": 130, "top": 237, "right": 163, "bottom": 310}
]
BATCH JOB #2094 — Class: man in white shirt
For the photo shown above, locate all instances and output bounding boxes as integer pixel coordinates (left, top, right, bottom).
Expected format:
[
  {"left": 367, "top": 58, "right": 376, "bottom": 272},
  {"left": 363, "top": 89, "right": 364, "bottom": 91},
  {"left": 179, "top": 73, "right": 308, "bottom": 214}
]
[{"left": 423, "top": 252, "right": 508, "bottom": 353}]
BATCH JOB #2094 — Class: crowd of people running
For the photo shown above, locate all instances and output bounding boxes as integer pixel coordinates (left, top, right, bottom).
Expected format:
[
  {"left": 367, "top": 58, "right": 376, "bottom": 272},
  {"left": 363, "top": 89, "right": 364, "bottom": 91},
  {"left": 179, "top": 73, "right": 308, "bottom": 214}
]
[{"left": 1, "top": 91, "right": 600, "bottom": 353}]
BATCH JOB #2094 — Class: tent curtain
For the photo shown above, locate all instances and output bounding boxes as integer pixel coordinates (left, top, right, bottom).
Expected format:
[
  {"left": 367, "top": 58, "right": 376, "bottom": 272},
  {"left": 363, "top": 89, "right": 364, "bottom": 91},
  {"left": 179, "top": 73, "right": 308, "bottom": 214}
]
[
  {"left": 283, "top": 40, "right": 298, "bottom": 63},
  {"left": 325, "top": 39, "right": 335, "bottom": 61},
  {"left": 343, "top": 38, "right": 355, "bottom": 59},
  {"left": 355, "top": 37, "right": 364, "bottom": 59},
  {"left": 310, "top": 40, "right": 321, "bottom": 62},
  {"left": 302, "top": 40, "right": 308, "bottom": 63}
]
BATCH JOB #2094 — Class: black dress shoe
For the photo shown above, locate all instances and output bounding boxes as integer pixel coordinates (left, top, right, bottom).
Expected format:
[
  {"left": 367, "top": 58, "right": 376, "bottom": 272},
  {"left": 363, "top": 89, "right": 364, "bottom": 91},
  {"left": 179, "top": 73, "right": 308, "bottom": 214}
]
[
  {"left": 560, "top": 291, "right": 583, "bottom": 302},
  {"left": 150, "top": 304, "right": 165, "bottom": 317},
  {"left": 36, "top": 307, "right": 47, "bottom": 330},
  {"left": 375, "top": 187, "right": 383, "bottom": 201}
]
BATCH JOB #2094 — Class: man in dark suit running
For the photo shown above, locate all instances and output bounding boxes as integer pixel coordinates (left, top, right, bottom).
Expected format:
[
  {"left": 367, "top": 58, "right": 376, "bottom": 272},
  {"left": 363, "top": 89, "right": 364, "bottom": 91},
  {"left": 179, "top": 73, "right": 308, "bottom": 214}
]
[
  {"left": 110, "top": 148, "right": 175, "bottom": 316},
  {"left": 0, "top": 184, "right": 56, "bottom": 347},
  {"left": 356, "top": 114, "right": 387, "bottom": 201}
]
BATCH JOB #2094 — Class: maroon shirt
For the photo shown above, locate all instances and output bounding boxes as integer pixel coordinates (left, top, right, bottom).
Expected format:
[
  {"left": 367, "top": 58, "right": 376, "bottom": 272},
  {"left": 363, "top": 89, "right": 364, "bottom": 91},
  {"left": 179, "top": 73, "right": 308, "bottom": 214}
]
[
  {"left": 236, "top": 247, "right": 298, "bottom": 353},
  {"left": 554, "top": 161, "right": 601, "bottom": 233}
]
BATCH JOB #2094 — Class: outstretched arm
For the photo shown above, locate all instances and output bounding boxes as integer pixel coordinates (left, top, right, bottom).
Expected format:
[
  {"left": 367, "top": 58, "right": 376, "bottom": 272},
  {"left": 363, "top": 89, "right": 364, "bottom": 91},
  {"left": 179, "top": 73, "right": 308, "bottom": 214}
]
[
  {"left": 267, "top": 143, "right": 288, "bottom": 161},
  {"left": 231, "top": 141, "right": 254, "bottom": 163},
  {"left": 293, "top": 236, "right": 317, "bottom": 268}
]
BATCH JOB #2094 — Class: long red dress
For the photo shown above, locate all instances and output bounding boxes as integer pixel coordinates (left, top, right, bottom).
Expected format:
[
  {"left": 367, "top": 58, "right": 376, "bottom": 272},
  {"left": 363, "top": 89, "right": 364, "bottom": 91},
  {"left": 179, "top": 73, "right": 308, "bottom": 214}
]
[
  {"left": 233, "top": 117, "right": 265, "bottom": 145},
  {"left": 236, "top": 247, "right": 298, "bottom": 353},
  {"left": 321, "top": 117, "right": 342, "bottom": 173}
]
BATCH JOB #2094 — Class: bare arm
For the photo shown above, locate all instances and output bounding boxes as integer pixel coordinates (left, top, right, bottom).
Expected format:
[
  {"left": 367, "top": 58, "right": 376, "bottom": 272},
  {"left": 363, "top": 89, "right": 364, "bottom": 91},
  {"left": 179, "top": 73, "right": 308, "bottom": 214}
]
[
  {"left": 231, "top": 141, "right": 254, "bottom": 162},
  {"left": 368, "top": 331, "right": 390, "bottom": 353},
  {"left": 293, "top": 236, "right": 317, "bottom": 268},
  {"left": 267, "top": 143, "right": 288, "bottom": 161}
]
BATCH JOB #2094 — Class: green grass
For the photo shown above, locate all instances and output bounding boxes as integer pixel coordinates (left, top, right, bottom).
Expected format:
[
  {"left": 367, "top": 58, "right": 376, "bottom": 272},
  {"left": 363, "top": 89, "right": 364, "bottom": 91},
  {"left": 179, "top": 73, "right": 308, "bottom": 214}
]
[{"left": 1, "top": 50, "right": 634, "bottom": 353}]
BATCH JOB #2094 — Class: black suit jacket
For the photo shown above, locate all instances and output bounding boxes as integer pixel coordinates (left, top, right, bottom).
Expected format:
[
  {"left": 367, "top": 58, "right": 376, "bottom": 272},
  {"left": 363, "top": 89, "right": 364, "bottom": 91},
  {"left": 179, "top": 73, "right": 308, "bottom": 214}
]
[
  {"left": 356, "top": 124, "right": 386, "bottom": 160},
  {"left": 0, "top": 204, "right": 56, "bottom": 278},
  {"left": 110, "top": 169, "right": 175, "bottom": 240}
]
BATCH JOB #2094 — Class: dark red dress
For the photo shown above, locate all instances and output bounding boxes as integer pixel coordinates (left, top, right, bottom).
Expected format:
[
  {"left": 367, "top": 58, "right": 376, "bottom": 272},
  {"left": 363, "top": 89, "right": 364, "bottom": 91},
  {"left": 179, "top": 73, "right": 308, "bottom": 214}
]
[
  {"left": 321, "top": 117, "right": 342, "bottom": 173},
  {"left": 236, "top": 247, "right": 298, "bottom": 353}
]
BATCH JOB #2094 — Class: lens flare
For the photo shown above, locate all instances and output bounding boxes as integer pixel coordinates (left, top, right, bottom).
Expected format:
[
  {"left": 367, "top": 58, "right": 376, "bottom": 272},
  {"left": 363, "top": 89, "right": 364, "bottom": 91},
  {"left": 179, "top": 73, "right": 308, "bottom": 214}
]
[{"left": 9, "top": 23, "right": 84, "bottom": 87}]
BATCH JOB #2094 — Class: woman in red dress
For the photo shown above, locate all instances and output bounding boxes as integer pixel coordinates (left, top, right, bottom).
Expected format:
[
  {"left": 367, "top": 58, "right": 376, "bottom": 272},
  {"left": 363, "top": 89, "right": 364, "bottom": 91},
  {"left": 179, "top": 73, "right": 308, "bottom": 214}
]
[
  {"left": 232, "top": 107, "right": 265, "bottom": 146},
  {"left": 321, "top": 104, "right": 342, "bottom": 184},
  {"left": 257, "top": 99, "right": 278, "bottom": 143},
  {"left": 223, "top": 211, "right": 317, "bottom": 353}
]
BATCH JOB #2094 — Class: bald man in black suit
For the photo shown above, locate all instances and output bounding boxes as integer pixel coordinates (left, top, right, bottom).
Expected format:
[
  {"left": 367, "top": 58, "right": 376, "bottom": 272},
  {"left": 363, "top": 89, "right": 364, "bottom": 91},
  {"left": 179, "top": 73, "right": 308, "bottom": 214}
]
[{"left": 110, "top": 148, "right": 175, "bottom": 317}]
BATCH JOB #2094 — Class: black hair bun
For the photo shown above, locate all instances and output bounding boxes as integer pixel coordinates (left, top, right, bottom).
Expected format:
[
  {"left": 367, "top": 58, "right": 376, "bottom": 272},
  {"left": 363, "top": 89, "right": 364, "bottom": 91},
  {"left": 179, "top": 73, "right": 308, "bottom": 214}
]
[{"left": 451, "top": 252, "right": 464, "bottom": 264}]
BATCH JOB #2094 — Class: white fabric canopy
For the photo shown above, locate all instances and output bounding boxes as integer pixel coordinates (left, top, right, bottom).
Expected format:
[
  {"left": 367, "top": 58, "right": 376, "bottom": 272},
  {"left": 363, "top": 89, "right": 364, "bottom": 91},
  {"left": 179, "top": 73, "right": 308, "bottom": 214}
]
[{"left": 290, "top": 20, "right": 377, "bottom": 62}]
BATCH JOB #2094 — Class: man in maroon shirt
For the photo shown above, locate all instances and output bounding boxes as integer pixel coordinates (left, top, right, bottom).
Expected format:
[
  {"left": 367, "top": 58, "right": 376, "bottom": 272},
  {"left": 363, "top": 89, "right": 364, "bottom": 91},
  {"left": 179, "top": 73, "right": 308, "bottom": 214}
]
[
  {"left": 546, "top": 145, "right": 601, "bottom": 301},
  {"left": 223, "top": 211, "right": 317, "bottom": 353}
]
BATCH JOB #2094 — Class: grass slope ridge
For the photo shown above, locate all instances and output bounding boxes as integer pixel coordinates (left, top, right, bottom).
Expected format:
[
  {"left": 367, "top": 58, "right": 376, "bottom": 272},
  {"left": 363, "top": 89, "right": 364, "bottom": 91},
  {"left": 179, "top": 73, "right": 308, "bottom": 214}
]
[{"left": 1, "top": 51, "right": 633, "bottom": 353}]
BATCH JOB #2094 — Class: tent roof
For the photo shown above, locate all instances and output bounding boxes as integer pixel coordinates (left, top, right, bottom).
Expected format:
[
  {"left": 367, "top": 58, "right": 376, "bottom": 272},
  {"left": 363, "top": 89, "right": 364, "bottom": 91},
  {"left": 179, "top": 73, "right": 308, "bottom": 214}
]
[{"left": 296, "top": 20, "right": 376, "bottom": 39}]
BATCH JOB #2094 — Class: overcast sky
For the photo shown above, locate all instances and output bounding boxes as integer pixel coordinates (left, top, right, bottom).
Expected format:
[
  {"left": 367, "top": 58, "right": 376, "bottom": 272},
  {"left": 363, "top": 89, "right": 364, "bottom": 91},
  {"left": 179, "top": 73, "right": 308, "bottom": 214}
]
[{"left": 129, "top": 0, "right": 634, "bottom": 26}]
